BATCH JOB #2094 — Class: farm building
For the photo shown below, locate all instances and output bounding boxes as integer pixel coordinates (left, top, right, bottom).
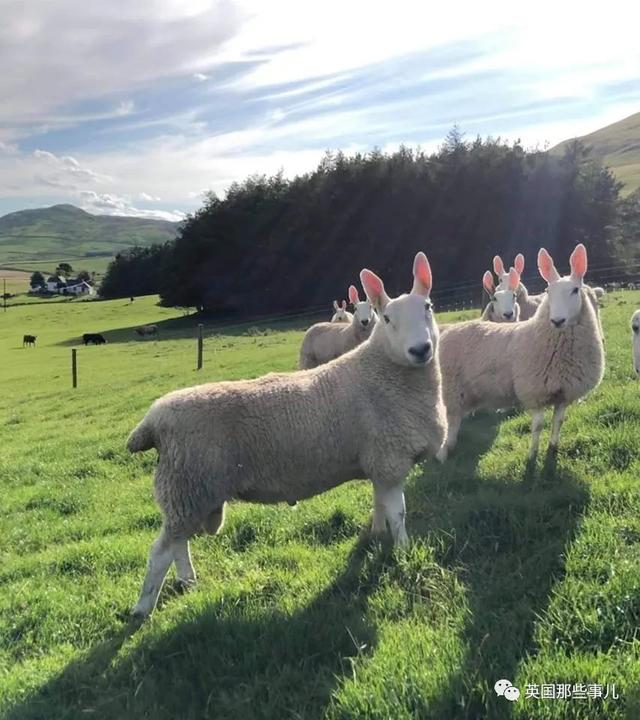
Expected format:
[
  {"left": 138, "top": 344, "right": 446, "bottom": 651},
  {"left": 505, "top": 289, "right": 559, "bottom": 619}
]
[{"left": 33, "top": 276, "right": 94, "bottom": 295}]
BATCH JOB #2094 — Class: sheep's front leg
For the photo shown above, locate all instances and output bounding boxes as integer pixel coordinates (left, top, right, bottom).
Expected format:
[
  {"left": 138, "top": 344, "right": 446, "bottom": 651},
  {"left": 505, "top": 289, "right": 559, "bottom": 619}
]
[
  {"left": 528, "top": 409, "right": 545, "bottom": 461},
  {"left": 132, "top": 528, "right": 175, "bottom": 619},
  {"left": 549, "top": 403, "right": 567, "bottom": 451},
  {"left": 374, "top": 484, "right": 409, "bottom": 546},
  {"left": 371, "top": 486, "right": 388, "bottom": 535},
  {"left": 173, "top": 538, "right": 196, "bottom": 589}
]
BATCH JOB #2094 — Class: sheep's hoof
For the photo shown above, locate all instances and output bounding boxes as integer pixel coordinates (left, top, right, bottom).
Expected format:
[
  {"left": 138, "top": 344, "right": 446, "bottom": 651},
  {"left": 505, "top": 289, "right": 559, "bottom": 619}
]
[
  {"left": 175, "top": 578, "right": 197, "bottom": 594},
  {"left": 130, "top": 606, "right": 151, "bottom": 622}
]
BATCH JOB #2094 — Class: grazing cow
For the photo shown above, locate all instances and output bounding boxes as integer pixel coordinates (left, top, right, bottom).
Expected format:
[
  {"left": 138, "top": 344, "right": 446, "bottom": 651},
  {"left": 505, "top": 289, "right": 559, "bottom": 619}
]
[
  {"left": 130, "top": 297, "right": 135, "bottom": 303},
  {"left": 135, "top": 324, "right": 158, "bottom": 338},
  {"left": 23, "top": 334, "right": 37, "bottom": 347},
  {"left": 83, "top": 333, "right": 106, "bottom": 345}
]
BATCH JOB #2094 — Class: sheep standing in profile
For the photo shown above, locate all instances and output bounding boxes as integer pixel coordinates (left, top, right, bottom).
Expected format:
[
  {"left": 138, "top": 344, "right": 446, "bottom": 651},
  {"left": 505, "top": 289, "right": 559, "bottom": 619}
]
[
  {"left": 438, "top": 244, "right": 604, "bottom": 462},
  {"left": 331, "top": 299, "right": 353, "bottom": 323},
  {"left": 299, "top": 285, "right": 376, "bottom": 368},
  {"left": 481, "top": 267, "right": 521, "bottom": 322},
  {"left": 632, "top": 310, "right": 640, "bottom": 377},
  {"left": 494, "top": 254, "right": 544, "bottom": 320},
  {"left": 127, "top": 252, "right": 447, "bottom": 618}
]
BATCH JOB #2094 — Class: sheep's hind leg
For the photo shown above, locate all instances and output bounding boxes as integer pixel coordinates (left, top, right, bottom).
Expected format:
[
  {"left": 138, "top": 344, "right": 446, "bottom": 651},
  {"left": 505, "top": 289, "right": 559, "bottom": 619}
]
[
  {"left": 548, "top": 403, "right": 567, "bottom": 451},
  {"left": 173, "top": 539, "right": 196, "bottom": 589},
  {"left": 132, "top": 527, "right": 175, "bottom": 619},
  {"left": 528, "top": 409, "right": 545, "bottom": 461},
  {"left": 371, "top": 486, "right": 388, "bottom": 535},
  {"left": 375, "top": 483, "right": 409, "bottom": 547}
]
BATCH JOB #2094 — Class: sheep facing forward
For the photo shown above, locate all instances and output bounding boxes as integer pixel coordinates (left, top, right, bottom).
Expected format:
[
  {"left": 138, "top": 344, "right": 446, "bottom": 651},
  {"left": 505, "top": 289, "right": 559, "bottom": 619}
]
[
  {"left": 494, "top": 254, "right": 544, "bottom": 321},
  {"left": 481, "top": 267, "right": 521, "bottom": 322},
  {"left": 127, "top": 252, "right": 447, "bottom": 618},
  {"left": 331, "top": 299, "right": 353, "bottom": 323},
  {"left": 299, "top": 285, "right": 377, "bottom": 368},
  {"left": 438, "top": 244, "right": 604, "bottom": 462},
  {"left": 632, "top": 310, "right": 640, "bottom": 377}
]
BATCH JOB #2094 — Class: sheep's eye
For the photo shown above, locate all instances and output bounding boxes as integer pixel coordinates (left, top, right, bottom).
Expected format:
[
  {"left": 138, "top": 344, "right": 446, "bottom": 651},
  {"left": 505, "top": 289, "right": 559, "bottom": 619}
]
[
  {"left": 425, "top": 301, "right": 432, "bottom": 311},
  {"left": 572, "top": 287, "right": 579, "bottom": 295},
  {"left": 383, "top": 314, "right": 390, "bottom": 324}
]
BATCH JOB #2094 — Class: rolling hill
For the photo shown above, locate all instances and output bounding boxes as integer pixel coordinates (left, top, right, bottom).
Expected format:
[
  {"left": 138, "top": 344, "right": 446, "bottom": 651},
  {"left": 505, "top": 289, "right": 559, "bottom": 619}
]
[
  {"left": 0, "top": 203, "right": 180, "bottom": 273},
  {"left": 551, "top": 111, "right": 640, "bottom": 196}
]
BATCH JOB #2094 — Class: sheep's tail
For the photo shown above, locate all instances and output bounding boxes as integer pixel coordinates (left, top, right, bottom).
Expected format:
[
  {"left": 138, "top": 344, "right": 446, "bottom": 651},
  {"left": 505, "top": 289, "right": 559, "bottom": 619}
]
[{"left": 127, "top": 417, "right": 155, "bottom": 453}]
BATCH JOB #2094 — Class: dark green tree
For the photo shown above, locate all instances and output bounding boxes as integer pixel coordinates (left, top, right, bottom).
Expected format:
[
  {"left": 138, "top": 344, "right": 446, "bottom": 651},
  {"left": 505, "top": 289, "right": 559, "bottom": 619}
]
[{"left": 30, "top": 271, "right": 45, "bottom": 288}]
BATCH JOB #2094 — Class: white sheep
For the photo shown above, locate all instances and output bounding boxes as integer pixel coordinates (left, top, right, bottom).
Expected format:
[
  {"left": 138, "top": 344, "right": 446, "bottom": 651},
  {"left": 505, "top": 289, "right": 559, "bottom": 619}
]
[
  {"left": 481, "top": 267, "right": 521, "bottom": 322},
  {"left": 331, "top": 299, "right": 353, "bottom": 323},
  {"left": 438, "top": 244, "right": 604, "bottom": 462},
  {"left": 494, "top": 254, "right": 544, "bottom": 320},
  {"left": 632, "top": 310, "right": 640, "bottom": 377},
  {"left": 127, "top": 252, "right": 447, "bottom": 618},
  {"left": 299, "top": 285, "right": 377, "bottom": 368}
]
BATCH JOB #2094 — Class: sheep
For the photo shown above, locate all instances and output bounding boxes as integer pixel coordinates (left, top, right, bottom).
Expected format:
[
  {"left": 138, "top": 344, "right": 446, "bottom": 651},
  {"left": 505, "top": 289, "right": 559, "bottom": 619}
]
[
  {"left": 126, "top": 252, "right": 447, "bottom": 618},
  {"left": 481, "top": 267, "right": 521, "bottom": 322},
  {"left": 632, "top": 310, "right": 640, "bottom": 377},
  {"left": 628, "top": 282, "right": 637, "bottom": 291},
  {"left": 299, "top": 285, "right": 377, "bottom": 368},
  {"left": 494, "top": 254, "right": 544, "bottom": 320},
  {"left": 438, "top": 244, "right": 604, "bottom": 462},
  {"left": 331, "top": 299, "right": 353, "bottom": 323}
]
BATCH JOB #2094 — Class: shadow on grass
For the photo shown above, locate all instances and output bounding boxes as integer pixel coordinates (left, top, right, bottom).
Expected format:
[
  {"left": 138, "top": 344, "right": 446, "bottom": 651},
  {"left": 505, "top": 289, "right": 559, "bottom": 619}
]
[
  {"left": 55, "top": 312, "right": 323, "bottom": 347},
  {"left": 4, "top": 536, "right": 389, "bottom": 720},
  {"left": 408, "top": 412, "right": 589, "bottom": 718}
]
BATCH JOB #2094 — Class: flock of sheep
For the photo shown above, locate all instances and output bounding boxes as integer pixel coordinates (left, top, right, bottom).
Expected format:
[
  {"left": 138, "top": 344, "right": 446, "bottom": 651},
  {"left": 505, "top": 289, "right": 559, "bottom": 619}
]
[{"left": 127, "top": 244, "right": 637, "bottom": 619}]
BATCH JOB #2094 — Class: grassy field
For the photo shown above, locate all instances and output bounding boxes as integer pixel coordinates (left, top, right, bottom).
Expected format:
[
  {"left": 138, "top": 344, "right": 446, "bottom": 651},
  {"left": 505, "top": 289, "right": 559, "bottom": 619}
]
[
  {"left": 552, "top": 111, "right": 640, "bottom": 196},
  {"left": 1, "top": 292, "right": 640, "bottom": 719}
]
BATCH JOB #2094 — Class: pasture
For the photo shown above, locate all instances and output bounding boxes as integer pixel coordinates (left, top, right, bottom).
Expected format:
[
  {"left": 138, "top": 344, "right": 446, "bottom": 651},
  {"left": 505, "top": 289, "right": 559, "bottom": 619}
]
[{"left": 1, "top": 293, "right": 640, "bottom": 719}]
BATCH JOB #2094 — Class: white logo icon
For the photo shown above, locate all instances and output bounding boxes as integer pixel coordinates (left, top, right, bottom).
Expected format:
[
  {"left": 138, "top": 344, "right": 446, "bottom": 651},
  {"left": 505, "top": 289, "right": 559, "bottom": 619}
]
[{"left": 494, "top": 679, "right": 520, "bottom": 702}]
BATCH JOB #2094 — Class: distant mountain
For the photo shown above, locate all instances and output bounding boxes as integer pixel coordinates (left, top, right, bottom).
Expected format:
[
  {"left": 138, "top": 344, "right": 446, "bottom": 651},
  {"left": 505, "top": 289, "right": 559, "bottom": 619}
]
[
  {"left": 551, "top": 112, "right": 640, "bottom": 196},
  {"left": 0, "top": 204, "right": 180, "bottom": 270}
]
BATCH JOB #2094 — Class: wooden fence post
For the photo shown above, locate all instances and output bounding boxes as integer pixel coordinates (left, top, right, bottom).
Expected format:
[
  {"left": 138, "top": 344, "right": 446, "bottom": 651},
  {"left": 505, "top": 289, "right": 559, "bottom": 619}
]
[
  {"left": 197, "top": 324, "right": 203, "bottom": 370},
  {"left": 72, "top": 348, "right": 77, "bottom": 388}
]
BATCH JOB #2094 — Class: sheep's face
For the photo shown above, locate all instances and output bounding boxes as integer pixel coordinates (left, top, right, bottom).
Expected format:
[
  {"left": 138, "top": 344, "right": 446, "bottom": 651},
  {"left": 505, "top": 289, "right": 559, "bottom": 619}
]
[
  {"left": 331, "top": 300, "right": 351, "bottom": 323},
  {"left": 361, "top": 252, "right": 437, "bottom": 367},
  {"left": 353, "top": 300, "right": 376, "bottom": 329},
  {"left": 483, "top": 267, "right": 520, "bottom": 322},
  {"left": 490, "top": 290, "right": 520, "bottom": 322},
  {"left": 538, "top": 244, "right": 588, "bottom": 330}
]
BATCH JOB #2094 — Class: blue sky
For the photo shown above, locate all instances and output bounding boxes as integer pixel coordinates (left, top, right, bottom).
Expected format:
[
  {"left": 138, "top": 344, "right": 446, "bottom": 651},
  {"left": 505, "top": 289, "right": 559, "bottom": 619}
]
[{"left": 1, "top": 0, "right": 639, "bottom": 221}]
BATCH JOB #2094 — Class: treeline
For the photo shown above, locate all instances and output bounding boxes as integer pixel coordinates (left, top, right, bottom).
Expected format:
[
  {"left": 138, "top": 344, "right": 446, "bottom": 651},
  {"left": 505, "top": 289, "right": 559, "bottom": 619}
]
[{"left": 100, "top": 133, "right": 630, "bottom": 313}]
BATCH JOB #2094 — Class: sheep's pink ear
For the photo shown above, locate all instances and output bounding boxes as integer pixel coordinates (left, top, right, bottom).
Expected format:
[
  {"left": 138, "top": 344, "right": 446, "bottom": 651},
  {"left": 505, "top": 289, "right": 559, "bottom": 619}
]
[
  {"left": 493, "top": 255, "right": 505, "bottom": 276},
  {"left": 570, "top": 243, "right": 587, "bottom": 282},
  {"left": 483, "top": 271, "right": 495, "bottom": 295},
  {"left": 514, "top": 253, "right": 525, "bottom": 275},
  {"left": 348, "top": 285, "right": 359, "bottom": 305},
  {"left": 340, "top": 300, "right": 347, "bottom": 310},
  {"left": 538, "top": 248, "right": 560, "bottom": 283},
  {"left": 360, "top": 269, "right": 389, "bottom": 310},
  {"left": 411, "top": 251, "right": 432, "bottom": 296},
  {"left": 508, "top": 267, "right": 520, "bottom": 292}
]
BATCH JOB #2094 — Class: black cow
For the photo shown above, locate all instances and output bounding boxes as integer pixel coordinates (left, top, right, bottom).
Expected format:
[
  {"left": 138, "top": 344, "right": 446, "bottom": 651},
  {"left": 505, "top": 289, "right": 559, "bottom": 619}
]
[
  {"left": 83, "top": 333, "right": 106, "bottom": 345},
  {"left": 23, "top": 334, "right": 37, "bottom": 347}
]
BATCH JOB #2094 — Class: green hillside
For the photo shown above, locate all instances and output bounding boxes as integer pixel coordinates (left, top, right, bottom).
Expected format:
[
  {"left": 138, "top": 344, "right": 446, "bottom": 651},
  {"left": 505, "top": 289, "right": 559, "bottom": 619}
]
[
  {"left": 0, "top": 204, "right": 179, "bottom": 273},
  {"left": 552, "top": 111, "right": 640, "bottom": 196}
]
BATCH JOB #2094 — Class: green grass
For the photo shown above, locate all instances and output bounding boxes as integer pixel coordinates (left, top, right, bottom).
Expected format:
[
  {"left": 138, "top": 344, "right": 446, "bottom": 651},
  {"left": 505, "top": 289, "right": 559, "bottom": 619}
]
[
  {"left": 1, "top": 292, "right": 639, "bottom": 719},
  {"left": 552, "top": 111, "right": 640, "bottom": 196},
  {"left": 0, "top": 203, "right": 177, "bottom": 270}
]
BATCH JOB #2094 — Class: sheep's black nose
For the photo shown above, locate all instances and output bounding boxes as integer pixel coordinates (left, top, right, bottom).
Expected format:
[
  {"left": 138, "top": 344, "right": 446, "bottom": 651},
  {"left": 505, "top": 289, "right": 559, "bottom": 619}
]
[
  {"left": 361, "top": 319, "right": 369, "bottom": 326},
  {"left": 408, "top": 342, "right": 432, "bottom": 361},
  {"left": 503, "top": 311, "right": 514, "bottom": 319},
  {"left": 633, "top": 325, "right": 639, "bottom": 334},
  {"left": 551, "top": 318, "right": 566, "bottom": 328}
]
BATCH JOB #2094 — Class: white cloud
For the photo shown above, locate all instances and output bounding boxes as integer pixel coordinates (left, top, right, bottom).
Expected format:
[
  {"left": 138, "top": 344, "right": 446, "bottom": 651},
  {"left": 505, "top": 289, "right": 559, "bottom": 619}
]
[
  {"left": 193, "top": 72, "right": 209, "bottom": 81},
  {"left": 139, "top": 192, "right": 162, "bottom": 202},
  {"left": 79, "top": 190, "right": 184, "bottom": 221}
]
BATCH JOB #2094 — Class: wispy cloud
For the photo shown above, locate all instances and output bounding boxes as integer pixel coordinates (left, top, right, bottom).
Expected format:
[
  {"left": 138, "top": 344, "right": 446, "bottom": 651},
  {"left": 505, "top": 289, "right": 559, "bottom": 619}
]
[{"left": 1, "top": 0, "right": 639, "bottom": 218}]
